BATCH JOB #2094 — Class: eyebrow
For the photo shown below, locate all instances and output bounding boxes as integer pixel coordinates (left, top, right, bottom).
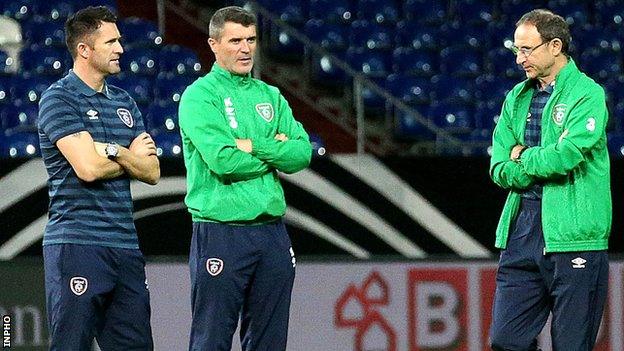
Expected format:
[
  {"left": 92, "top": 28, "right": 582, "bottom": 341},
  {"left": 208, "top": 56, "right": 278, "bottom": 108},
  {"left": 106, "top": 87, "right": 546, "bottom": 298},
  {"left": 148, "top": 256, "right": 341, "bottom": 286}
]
[
  {"left": 104, "top": 36, "right": 121, "bottom": 44},
  {"left": 229, "top": 36, "right": 256, "bottom": 42}
]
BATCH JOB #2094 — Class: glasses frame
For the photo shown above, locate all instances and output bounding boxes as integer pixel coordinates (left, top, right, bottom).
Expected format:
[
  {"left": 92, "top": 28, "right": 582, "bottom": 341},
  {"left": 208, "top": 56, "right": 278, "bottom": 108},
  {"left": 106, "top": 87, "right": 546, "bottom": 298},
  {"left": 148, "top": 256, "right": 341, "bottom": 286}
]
[{"left": 510, "top": 40, "right": 551, "bottom": 57}]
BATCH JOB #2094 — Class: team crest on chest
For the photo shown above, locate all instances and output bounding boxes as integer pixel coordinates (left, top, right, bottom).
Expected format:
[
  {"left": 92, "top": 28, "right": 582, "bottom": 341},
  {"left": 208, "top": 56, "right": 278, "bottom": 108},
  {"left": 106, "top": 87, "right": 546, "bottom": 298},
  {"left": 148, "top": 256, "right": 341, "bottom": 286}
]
[
  {"left": 552, "top": 104, "right": 567, "bottom": 126},
  {"left": 255, "top": 103, "right": 274, "bottom": 122},
  {"left": 206, "top": 258, "right": 224, "bottom": 276},
  {"left": 70, "top": 276, "right": 88, "bottom": 296},
  {"left": 116, "top": 108, "right": 134, "bottom": 128}
]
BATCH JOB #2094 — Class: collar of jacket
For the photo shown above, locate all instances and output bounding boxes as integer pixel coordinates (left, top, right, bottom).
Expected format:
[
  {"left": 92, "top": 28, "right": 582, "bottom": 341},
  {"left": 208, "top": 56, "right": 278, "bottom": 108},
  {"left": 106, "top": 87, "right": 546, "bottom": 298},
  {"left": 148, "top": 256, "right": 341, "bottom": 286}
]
[
  {"left": 517, "top": 58, "right": 580, "bottom": 96},
  {"left": 211, "top": 62, "right": 252, "bottom": 85},
  {"left": 67, "top": 69, "right": 111, "bottom": 98}
]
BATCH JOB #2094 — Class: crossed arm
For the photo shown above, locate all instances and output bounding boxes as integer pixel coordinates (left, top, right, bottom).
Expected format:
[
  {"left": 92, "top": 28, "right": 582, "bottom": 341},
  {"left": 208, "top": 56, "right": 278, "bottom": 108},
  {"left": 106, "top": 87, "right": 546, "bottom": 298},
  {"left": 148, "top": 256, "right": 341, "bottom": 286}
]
[{"left": 56, "top": 131, "right": 160, "bottom": 185}]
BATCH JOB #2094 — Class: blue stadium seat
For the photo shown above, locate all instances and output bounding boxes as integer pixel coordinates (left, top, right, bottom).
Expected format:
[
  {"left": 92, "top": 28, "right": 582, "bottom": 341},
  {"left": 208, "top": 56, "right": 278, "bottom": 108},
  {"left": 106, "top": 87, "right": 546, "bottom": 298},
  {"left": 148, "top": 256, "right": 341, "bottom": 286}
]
[
  {"left": 580, "top": 48, "right": 621, "bottom": 81},
  {"left": 20, "top": 45, "right": 69, "bottom": 77},
  {"left": 308, "top": 0, "right": 353, "bottom": 23},
  {"left": 154, "top": 73, "right": 194, "bottom": 104},
  {"left": 392, "top": 46, "right": 437, "bottom": 77},
  {"left": 0, "top": 76, "right": 12, "bottom": 105},
  {"left": 395, "top": 20, "right": 440, "bottom": 51},
  {"left": 474, "top": 74, "right": 515, "bottom": 105},
  {"left": 386, "top": 74, "right": 431, "bottom": 105},
  {"left": 22, "top": 19, "right": 65, "bottom": 46},
  {"left": 403, "top": 0, "right": 447, "bottom": 24},
  {"left": 607, "top": 132, "right": 624, "bottom": 157},
  {"left": 349, "top": 20, "right": 394, "bottom": 51},
  {"left": 3, "top": 130, "right": 39, "bottom": 158},
  {"left": 153, "top": 130, "right": 182, "bottom": 158},
  {"left": 305, "top": 19, "right": 349, "bottom": 50},
  {"left": 307, "top": 50, "right": 347, "bottom": 86},
  {"left": 146, "top": 101, "right": 178, "bottom": 133},
  {"left": 356, "top": 0, "right": 400, "bottom": 25},
  {"left": 440, "top": 46, "right": 483, "bottom": 77},
  {"left": 108, "top": 73, "right": 154, "bottom": 105},
  {"left": 486, "top": 20, "right": 513, "bottom": 49},
  {"left": 548, "top": 0, "right": 590, "bottom": 27},
  {"left": 308, "top": 133, "right": 327, "bottom": 156},
  {"left": 499, "top": 0, "right": 535, "bottom": 23},
  {"left": 430, "top": 74, "right": 475, "bottom": 105},
  {"left": 0, "top": 102, "right": 38, "bottom": 131},
  {"left": 430, "top": 102, "right": 475, "bottom": 134},
  {"left": 0, "top": 51, "right": 15, "bottom": 74},
  {"left": 12, "top": 76, "right": 53, "bottom": 105},
  {"left": 439, "top": 21, "right": 486, "bottom": 49},
  {"left": 159, "top": 45, "right": 202, "bottom": 76},
  {"left": 474, "top": 101, "right": 501, "bottom": 131},
  {"left": 485, "top": 47, "right": 523, "bottom": 79},
  {"left": 118, "top": 17, "right": 162, "bottom": 47},
  {"left": 394, "top": 105, "right": 434, "bottom": 140},
  {"left": 451, "top": 0, "right": 493, "bottom": 25},
  {"left": 35, "top": 1, "right": 75, "bottom": 22},
  {"left": 121, "top": 47, "right": 159, "bottom": 76},
  {"left": 594, "top": 0, "right": 624, "bottom": 27},
  {"left": 1, "top": 0, "right": 39, "bottom": 22},
  {"left": 346, "top": 47, "right": 391, "bottom": 77}
]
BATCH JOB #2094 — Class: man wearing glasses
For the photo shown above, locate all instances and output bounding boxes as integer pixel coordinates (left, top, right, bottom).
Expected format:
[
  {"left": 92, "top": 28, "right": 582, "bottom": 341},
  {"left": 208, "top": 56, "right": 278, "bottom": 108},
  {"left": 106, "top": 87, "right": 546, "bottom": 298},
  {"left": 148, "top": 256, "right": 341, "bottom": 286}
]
[{"left": 489, "top": 9, "right": 610, "bottom": 350}]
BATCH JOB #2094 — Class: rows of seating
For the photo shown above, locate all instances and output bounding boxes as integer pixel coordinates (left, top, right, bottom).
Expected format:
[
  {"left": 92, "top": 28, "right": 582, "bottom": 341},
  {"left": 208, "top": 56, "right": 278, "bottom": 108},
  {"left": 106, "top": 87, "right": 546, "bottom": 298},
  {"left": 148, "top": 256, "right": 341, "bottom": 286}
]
[
  {"left": 0, "top": 1, "right": 204, "bottom": 158},
  {"left": 254, "top": 0, "right": 624, "bottom": 155}
]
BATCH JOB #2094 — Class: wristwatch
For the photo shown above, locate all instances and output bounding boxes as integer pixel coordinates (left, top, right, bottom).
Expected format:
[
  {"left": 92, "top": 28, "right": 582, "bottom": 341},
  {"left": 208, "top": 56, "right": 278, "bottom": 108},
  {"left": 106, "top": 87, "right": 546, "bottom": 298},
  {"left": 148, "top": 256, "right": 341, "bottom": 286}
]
[{"left": 105, "top": 143, "right": 119, "bottom": 160}]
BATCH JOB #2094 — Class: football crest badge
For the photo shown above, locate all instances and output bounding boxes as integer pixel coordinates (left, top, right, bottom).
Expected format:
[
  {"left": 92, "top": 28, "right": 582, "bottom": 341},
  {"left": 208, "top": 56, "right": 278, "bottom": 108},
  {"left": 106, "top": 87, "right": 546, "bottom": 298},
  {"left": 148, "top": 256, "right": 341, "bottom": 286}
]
[
  {"left": 206, "top": 258, "right": 224, "bottom": 276},
  {"left": 70, "top": 276, "right": 88, "bottom": 296},
  {"left": 117, "top": 108, "right": 134, "bottom": 128},
  {"left": 255, "top": 103, "right": 274, "bottom": 122}
]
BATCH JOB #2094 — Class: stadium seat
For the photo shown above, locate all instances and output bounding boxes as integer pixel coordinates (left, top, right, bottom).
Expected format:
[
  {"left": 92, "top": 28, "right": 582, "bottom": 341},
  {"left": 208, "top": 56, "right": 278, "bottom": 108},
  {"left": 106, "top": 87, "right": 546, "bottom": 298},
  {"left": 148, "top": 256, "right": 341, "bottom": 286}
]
[
  {"left": 548, "top": 0, "right": 590, "bottom": 26},
  {"left": 22, "top": 19, "right": 65, "bottom": 47},
  {"left": 108, "top": 73, "right": 154, "bottom": 105},
  {"left": 394, "top": 106, "right": 435, "bottom": 140},
  {"left": 3, "top": 130, "right": 39, "bottom": 158},
  {"left": 392, "top": 46, "right": 437, "bottom": 77},
  {"left": 35, "top": 1, "right": 75, "bottom": 23},
  {"left": 154, "top": 73, "right": 194, "bottom": 104},
  {"left": 474, "top": 100, "right": 501, "bottom": 131},
  {"left": 438, "top": 21, "right": 486, "bottom": 49},
  {"left": 308, "top": 0, "right": 353, "bottom": 24},
  {"left": 430, "top": 102, "right": 475, "bottom": 134},
  {"left": 356, "top": 0, "right": 400, "bottom": 25},
  {"left": 439, "top": 46, "right": 483, "bottom": 77},
  {"left": 20, "top": 45, "right": 69, "bottom": 77},
  {"left": 395, "top": 20, "right": 440, "bottom": 51},
  {"left": 1, "top": 0, "right": 39, "bottom": 22},
  {"left": 0, "top": 76, "right": 12, "bottom": 104},
  {"left": 153, "top": 130, "right": 182, "bottom": 158},
  {"left": 307, "top": 50, "right": 348, "bottom": 86},
  {"left": 485, "top": 47, "right": 523, "bottom": 79},
  {"left": 0, "top": 102, "right": 37, "bottom": 131},
  {"left": 121, "top": 47, "right": 159, "bottom": 76},
  {"left": 451, "top": 0, "right": 494, "bottom": 26},
  {"left": 346, "top": 46, "right": 391, "bottom": 77},
  {"left": 304, "top": 19, "right": 349, "bottom": 51},
  {"left": 12, "top": 76, "right": 53, "bottom": 105},
  {"left": 430, "top": 74, "right": 475, "bottom": 105},
  {"left": 385, "top": 74, "right": 431, "bottom": 105},
  {"left": 159, "top": 45, "right": 202, "bottom": 76},
  {"left": 594, "top": 0, "right": 624, "bottom": 27},
  {"left": 474, "top": 74, "right": 515, "bottom": 105},
  {"left": 146, "top": 101, "right": 178, "bottom": 133},
  {"left": 349, "top": 20, "right": 394, "bottom": 51},
  {"left": 403, "top": 0, "right": 447, "bottom": 24},
  {"left": 118, "top": 17, "right": 162, "bottom": 47},
  {"left": 607, "top": 132, "right": 624, "bottom": 157},
  {"left": 580, "top": 48, "right": 621, "bottom": 81}
]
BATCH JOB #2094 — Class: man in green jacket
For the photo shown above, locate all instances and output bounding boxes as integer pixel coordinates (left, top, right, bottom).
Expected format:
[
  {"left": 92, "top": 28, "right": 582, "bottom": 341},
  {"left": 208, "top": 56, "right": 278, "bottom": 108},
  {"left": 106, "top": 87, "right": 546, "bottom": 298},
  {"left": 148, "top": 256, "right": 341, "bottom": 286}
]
[
  {"left": 489, "top": 9, "right": 610, "bottom": 350},
  {"left": 178, "top": 6, "right": 312, "bottom": 351}
]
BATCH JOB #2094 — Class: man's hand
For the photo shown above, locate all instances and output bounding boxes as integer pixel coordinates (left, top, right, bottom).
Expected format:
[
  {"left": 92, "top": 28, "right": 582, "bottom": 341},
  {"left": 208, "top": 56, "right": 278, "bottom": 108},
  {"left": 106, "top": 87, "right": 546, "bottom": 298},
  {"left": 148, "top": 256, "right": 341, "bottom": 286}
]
[
  {"left": 129, "top": 132, "right": 157, "bottom": 157},
  {"left": 274, "top": 133, "right": 289, "bottom": 142},
  {"left": 93, "top": 142, "right": 107, "bottom": 157},
  {"left": 510, "top": 145, "right": 527, "bottom": 161},
  {"left": 235, "top": 139, "right": 253, "bottom": 153}
]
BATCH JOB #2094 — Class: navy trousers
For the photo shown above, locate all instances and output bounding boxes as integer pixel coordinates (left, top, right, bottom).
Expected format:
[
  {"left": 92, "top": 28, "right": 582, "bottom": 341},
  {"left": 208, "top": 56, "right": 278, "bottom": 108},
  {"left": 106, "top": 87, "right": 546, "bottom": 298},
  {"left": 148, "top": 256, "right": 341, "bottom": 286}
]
[
  {"left": 188, "top": 219, "right": 296, "bottom": 351},
  {"left": 43, "top": 243, "right": 153, "bottom": 350},
  {"left": 490, "top": 198, "right": 609, "bottom": 351}
]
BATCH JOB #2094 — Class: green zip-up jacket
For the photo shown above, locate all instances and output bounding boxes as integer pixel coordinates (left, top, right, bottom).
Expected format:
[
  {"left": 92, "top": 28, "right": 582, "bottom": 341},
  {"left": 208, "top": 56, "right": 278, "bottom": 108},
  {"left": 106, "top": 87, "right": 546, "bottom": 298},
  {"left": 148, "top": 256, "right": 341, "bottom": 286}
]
[
  {"left": 179, "top": 63, "right": 312, "bottom": 223},
  {"left": 490, "top": 59, "right": 611, "bottom": 252}
]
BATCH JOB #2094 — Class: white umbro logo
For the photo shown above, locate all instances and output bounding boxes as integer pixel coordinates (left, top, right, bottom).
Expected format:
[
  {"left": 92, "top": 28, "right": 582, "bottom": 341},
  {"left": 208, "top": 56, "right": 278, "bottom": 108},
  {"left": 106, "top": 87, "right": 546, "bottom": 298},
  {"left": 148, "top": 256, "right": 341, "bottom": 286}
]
[
  {"left": 86, "top": 109, "right": 99, "bottom": 120},
  {"left": 571, "top": 257, "right": 587, "bottom": 269}
]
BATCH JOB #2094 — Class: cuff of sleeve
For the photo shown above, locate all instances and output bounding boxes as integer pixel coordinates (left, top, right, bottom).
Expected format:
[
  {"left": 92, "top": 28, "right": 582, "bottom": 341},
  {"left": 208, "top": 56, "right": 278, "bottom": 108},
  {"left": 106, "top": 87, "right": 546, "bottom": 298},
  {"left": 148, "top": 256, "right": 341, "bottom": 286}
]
[
  {"left": 250, "top": 139, "right": 269, "bottom": 157},
  {"left": 49, "top": 127, "right": 87, "bottom": 144}
]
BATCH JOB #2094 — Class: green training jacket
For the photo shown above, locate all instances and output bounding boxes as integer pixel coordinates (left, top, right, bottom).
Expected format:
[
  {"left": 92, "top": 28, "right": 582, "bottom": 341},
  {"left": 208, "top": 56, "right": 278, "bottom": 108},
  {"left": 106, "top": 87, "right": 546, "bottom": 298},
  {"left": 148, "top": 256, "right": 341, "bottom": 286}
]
[
  {"left": 490, "top": 59, "right": 611, "bottom": 252},
  {"left": 179, "top": 63, "right": 312, "bottom": 223}
]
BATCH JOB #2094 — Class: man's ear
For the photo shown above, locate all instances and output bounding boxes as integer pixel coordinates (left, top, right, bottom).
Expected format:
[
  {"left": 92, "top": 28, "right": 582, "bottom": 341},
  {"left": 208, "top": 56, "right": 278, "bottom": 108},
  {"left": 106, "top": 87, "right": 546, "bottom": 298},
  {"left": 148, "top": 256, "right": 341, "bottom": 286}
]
[
  {"left": 550, "top": 38, "right": 563, "bottom": 56},
  {"left": 208, "top": 37, "right": 218, "bottom": 53},
  {"left": 77, "top": 42, "right": 90, "bottom": 59}
]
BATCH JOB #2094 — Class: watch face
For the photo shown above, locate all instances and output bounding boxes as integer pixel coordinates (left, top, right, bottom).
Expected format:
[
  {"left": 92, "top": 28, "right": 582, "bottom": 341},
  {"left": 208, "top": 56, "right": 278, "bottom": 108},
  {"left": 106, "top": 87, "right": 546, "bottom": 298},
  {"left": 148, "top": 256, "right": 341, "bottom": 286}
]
[{"left": 106, "top": 144, "right": 118, "bottom": 157}]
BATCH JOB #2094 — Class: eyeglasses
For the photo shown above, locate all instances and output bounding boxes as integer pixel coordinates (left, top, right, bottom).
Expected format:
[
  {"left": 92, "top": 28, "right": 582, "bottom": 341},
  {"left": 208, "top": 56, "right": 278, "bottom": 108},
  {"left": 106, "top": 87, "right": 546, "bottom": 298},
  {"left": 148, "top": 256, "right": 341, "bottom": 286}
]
[{"left": 509, "top": 41, "right": 549, "bottom": 57}]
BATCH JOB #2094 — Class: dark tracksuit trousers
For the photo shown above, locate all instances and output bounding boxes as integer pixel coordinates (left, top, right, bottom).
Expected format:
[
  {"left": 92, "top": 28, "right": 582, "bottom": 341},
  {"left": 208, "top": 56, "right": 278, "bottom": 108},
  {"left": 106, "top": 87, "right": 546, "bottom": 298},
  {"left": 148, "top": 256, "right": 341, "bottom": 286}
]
[
  {"left": 188, "top": 219, "right": 295, "bottom": 351},
  {"left": 490, "top": 198, "right": 609, "bottom": 351}
]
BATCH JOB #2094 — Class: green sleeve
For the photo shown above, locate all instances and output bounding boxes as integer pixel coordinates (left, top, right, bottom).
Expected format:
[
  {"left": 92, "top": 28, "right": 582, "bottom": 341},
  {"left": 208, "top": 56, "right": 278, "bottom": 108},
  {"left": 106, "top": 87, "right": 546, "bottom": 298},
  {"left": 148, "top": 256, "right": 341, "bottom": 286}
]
[
  {"left": 251, "top": 94, "right": 312, "bottom": 174},
  {"left": 520, "top": 89, "right": 608, "bottom": 178},
  {"left": 489, "top": 99, "right": 535, "bottom": 190},
  {"left": 178, "top": 90, "right": 270, "bottom": 182}
]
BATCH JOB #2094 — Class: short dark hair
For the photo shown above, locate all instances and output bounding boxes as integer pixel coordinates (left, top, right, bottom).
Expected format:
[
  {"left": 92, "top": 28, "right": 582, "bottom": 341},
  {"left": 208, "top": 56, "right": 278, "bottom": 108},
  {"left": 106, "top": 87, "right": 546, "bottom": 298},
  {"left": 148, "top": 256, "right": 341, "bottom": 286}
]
[
  {"left": 65, "top": 6, "right": 118, "bottom": 58},
  {"left": 209, "top": 6, "right": 256, "bottom": 40},
  {"left": 516, "top": 9, "right": 572, "bottom": 56}
]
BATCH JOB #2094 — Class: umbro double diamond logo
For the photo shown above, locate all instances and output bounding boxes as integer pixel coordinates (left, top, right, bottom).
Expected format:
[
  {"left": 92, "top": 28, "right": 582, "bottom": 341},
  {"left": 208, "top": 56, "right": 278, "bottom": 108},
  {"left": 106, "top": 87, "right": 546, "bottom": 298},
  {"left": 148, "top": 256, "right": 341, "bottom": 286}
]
[{"left": 571, "top": 257, "right": 587, "bottom": 269}]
